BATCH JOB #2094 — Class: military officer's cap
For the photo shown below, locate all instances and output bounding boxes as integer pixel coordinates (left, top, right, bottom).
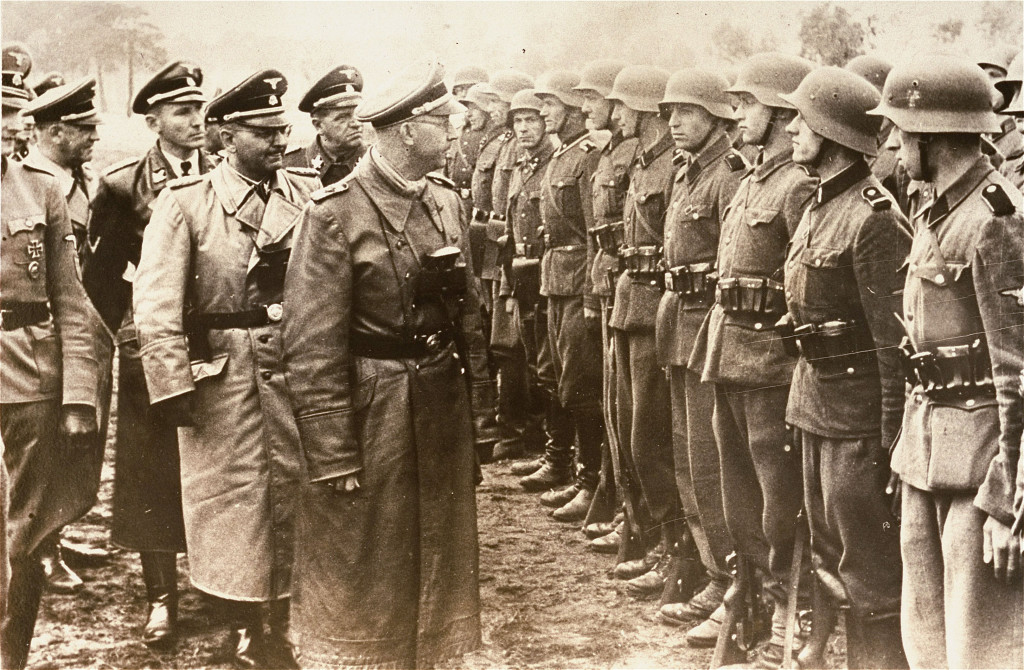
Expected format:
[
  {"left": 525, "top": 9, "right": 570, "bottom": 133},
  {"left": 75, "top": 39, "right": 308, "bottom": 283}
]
[
  {"left": 24, "top": 77, "right": 101, "bottom": 125},
  {"left": 206, "top": 69, "right": 289, "bottom": 128},
  {"left": 132, "top": 61, "right": 206, "bottom": 114},
  {"left": 355, "top": 57, "right": 465, "bottom": 129},
  {"left": 2, "top": 43, "right": 32, "bottom": 110},
  {"left": 32, "top": 72, "right": 65, "bottom": 98},
  {"left": 844, "top": 55, "right": 892, "bottom": 95},
  {"left": 299, "top": 65, "right": 363, "bottom": 113}
]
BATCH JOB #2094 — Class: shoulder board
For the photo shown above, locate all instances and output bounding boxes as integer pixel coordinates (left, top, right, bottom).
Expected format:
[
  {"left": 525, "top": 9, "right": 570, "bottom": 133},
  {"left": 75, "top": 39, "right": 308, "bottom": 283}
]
[
  {"left": 285, "top": 166, "right": 320, "bottom": 177},
  {"left": 981, "top": 182, "right": 1015, "bottom": 216},
  {"left": 310, "top": 180, "right": 349, "bottom": 203},
  {"left": 283, "top": 146, "right": 303, "bottom": 157},
  {"left": 724, "top": 152, "right": 747, "bottom": 172},
  {"left": 20, "top": 161, "right": 53, "bottom": 176},
  {"left": 860, "top": 186, "right": 891, "bottom": 211},
  {"left": 426, "top": 173, "right": 456, "bottom": 189},
  {"left": 102, "top": 156, "right": 140, "bottom": 176},
  {"left": 502, "top": 129, "right": 514, "bottom": 141},
  {"left": 580, "top": 139, "right": 597, "bottom": 154},
  {"left": 167, "top": 174, "right": 204, "bottom": 190}
]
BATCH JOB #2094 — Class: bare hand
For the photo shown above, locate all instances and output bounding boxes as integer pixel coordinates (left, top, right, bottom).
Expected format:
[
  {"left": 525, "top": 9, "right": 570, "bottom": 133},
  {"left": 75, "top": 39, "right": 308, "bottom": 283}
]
[
  {"left": 584, "top": 306, "right": 601, "bottom": 335},
  {"left": 61, "top": 404, "right": 98, "bottom": 449},
  {"left": 326, "top": 474, "right": 361, "bottom": 494},
  {"left": 983, "top": 515, "right": 1021, "bottom": 583},
  {"left": 505, "top": 297, "right": 517, "bottom": 314}
]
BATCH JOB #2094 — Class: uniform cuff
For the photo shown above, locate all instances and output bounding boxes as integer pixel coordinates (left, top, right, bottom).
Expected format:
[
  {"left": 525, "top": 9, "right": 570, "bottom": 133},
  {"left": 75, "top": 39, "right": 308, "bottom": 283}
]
[
  {"left": 62, "top": 355, "right": 99, "bottom": 408},
  {"left": 974, "top": 453, "right": 1016, "bottom": 526},
  {"left": 296, "top": 410, "right": 362, "bottom": 483}
]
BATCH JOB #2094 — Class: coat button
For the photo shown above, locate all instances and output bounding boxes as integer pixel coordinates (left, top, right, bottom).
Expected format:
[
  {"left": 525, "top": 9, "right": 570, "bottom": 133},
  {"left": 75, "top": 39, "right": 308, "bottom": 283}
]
[
  {"left": 754, "top": 322, "right": 763, "bottom": 330},
  {"left": 692, "top": 213, "right": 699, "bottom": 220},
  {"left": 261, "top": 371, "right": 272, "bottom": 380},
  {"left": 814, "top": 259, "right": 822, "bottom": 267},
  {"left": 846, "top": 367, "right": 855, "bottom": 374},
  {"left": 934, "top": 274, "right": 945, "bottom": 285},
  {"left": 966, "top": 399, "right": 976, "bottom": 407}
]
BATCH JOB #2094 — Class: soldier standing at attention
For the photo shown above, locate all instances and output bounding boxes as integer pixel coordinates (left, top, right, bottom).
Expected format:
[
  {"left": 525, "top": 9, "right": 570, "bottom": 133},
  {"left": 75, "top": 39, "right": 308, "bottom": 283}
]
[
  {"left": 283, "top": 58, "right": 491, "bottom": 670},
  {"left": 780, "top": 66, "right": 910, "bottom": 668},
  {"left": 83, "top": 61, "right": 217, "bottom": 647},
  {"left": 604, "top": 65, "right": 677, "bottom": 599},
  {"left": 870, "top": 54, "right": 1024, "bottom": 669},
  {"left": 1, "top": 72, "right": 108, "bottom": 670},
  {"left": 446, "top": 66, "right": 489, "bottom": 202},
  {"left": 693, "top": 53, "right": 818, "bottom": 667},
  {"left": 133, "top": 70, "right": 320, "bottom": 668},
  {"left": 572, "top": 59, "right": 632, "bottom": 547},
  {"left": 653, "top": 67, "right": 744, "bottom": 642},
  {"left": 284, "top": 65, "right": 365, "bottom": 186},
  {"left": 995, "top": 54, "right": 1024, "bottom": 191}
]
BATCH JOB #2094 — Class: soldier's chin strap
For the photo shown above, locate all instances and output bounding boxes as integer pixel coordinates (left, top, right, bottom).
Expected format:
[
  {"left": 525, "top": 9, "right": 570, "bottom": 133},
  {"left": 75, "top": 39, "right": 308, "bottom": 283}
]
[
  {"left": 755, "top": 107, "right": 788, "bottom": 148},
  {"left": 917, "top": 134, "right": 934, "bottom": 183}
]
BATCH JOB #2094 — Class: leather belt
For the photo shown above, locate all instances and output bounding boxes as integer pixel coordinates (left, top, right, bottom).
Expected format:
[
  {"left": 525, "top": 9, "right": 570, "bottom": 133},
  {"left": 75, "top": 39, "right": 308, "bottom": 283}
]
[
  {"left": 664, "top": 262, "right": 716, "bottom": 305},
  {"left": 899, "top": 336, "right": 994, "bottom": 399},
  {"left": 350, "top": 330, "right": 452, "bottom": 359},
  {"left": 514, "top": 242, "right": 544, "bottom": 259},
  {"left": 0, "top": 301, "right": 51, "bottom": 330},
  {"left": 715, "top": 276, "right": 786, "bottom": 317},
  {"left": 188, "top": 303, "right": 283, "bottom": 330},
  {"left": 783, "top": 318, "right": 874, "bottom": 365}
]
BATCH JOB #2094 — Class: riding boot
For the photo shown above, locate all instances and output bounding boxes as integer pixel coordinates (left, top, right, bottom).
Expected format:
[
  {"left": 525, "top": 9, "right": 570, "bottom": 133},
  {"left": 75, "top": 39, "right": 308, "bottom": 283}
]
[
  {"left": 845, "top": 613, "right": 908, "bottom": 670},
  {"left": 140, "top": 551, "right": 178, "bottom": 646},
  {"left": 217, "top": 598, "right": 265, "bottom": 669},
  {"left": 266, "top": 598, "right": 299, "bottom": 669},
  {"left": 794, "top": 578, "right": 836, "bottom": 670},
  {"left": 1, "top": 557, "right": 45, "bottom": 670},
  {"left": 660, "top": 524, "right": 704, "bottom": 607},
  {"left": 519, "top": 393, "right": 573, "bottom": 491}
]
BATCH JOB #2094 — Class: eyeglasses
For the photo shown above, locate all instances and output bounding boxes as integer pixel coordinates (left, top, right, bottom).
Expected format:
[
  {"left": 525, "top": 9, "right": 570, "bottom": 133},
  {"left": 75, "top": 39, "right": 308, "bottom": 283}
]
[{"left": 235, "top": 123, "right": 292, "bottom": 141}]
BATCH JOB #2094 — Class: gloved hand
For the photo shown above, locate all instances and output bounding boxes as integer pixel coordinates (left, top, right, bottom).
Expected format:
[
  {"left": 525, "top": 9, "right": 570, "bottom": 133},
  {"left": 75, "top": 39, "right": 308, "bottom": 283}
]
[
  {"left": 61, "top": 404, "right": 98, "bottom": 449},
  {"left": 323, "top": 474, "right": 361, "bottom": 494},
  {"left": 152, "top": 393, "right": 196, "bottom": 427}
]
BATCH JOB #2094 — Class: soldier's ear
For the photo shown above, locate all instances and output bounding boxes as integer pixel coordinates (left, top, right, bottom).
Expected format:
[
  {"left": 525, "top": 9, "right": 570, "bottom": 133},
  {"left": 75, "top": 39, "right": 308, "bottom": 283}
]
[
  {"left": 218, "top": 125, "right": 236, "bottom": 153},
  {"left": 144, "top": 113, "right": 161, "bottom": 135}
]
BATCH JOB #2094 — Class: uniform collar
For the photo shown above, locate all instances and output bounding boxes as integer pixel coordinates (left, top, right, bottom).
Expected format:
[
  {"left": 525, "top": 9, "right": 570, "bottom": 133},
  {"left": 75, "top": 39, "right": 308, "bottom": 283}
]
[
  {"left": 921, "top": 154, "right": 994, "bottom": 227},
  {"left": 517, "top": 137, "right": 555, "bottom": 172},
  {"left": 680, "top": 132, "right": 731, "bottom": 183},
  {"left": 211, "top": 160, "right": 284, "bottom": 216},
  {"left": 751, "top": 145, "right": 798, "bottom": 182},
  {"left": 553, "top": 130, "right": 589, "bottom": 158},
  {"left": 636, "top": 130, "right": 673, "bottom": 169},
  {"left": 812, "top": 159, "right": 871, "bottom": 208},
  {"left": 158, "top": 141, "right": 199, "bottom": 179},
  {"left": 23, "top": 146, "right": 75, "bottom": 196}
]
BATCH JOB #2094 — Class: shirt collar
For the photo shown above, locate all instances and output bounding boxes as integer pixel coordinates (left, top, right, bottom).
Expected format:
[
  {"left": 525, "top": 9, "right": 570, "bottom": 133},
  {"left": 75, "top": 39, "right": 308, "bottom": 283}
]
[
  {"left": 751, "top": 145, "right": 797, "bottom": 182},
  {"left": 368, "top": 146, "right": 427, "bottom": 197},
  {"left": 812, "top": 159, "right": 871, "bottom": 208},
  {"left": 158, "top": 141, "right": 199, "bottom": 178}
]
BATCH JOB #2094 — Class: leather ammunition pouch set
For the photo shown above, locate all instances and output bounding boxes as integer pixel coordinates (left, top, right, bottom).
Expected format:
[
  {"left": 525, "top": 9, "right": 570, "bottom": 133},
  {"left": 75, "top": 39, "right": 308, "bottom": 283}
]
[
  {"left": 664, "top": 262, "right": 717, "bottom": 306},
  {"left": 589, "top": 221, "right": 625, "bottom": 255},
  {"left": 510, "top": 257, "right": 541, "bottom": 308},
  {"left": 777, "top": 317, "right": 875, "bottom": 370},
  {"left": 715, "top": 276, "right": 786, "bottom": 317},
  {"left": 468, "top": 213, "right": 507, "bottom": 278},
  {"left": 621, "top": 245, "right": 665, "bottom": 287},
  {"left": 899, "top": 336, "right": 994, "bottom": 400},
  {"left": 0, "top": 300, "right": 51, "bottom": 330}
]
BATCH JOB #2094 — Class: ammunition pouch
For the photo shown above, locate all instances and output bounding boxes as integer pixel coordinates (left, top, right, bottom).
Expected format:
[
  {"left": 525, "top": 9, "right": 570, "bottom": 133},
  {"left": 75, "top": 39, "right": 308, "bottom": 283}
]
[
  {"left": 664, "top": 262, "right": 716, "bottom": 307},
  {"left": 715, "top": 276, "right": 786, "bottom": 317},
  {"left": 514, "top": 241, "right": 544, "bottom": 260},
  {"left": 511, "top": 257, "right": 541, "bottom": 308},
  {"left": 468, "top": 216, "right": 507, "bottom": 278},
  {"left": 791, "top": 319, "right": 875, "bottom": 370},
  {"left": 589, "top": 221, "right": 625, "bottom": 255},
  {"left": 899, "top": 336, "right": 995, "bottom": 400},
  {"left": 621, "top": 245, "right": 665, "bottom": 287}
]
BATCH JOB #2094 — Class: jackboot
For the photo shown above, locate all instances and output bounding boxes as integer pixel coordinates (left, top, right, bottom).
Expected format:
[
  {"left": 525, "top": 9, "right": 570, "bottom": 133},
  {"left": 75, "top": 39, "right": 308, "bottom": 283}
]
[
  {"left": 626, "top": 531, "right": 674, "bottom": 598},
  {"left": 794, "top": 579, "right": 836, "bottom": 670},
  {"left": 141, "top": 551, "right": 178, "bottom": 647},
  {"left": 659, "top": 574, "right": 728, "bottom": 626},
  {"left": 218, "top": 599, "right": 265, "bottom": 669},
  {"left": 1, "top": 558, "right": 45, "bottom": 670},
  {"left": 540, "top": 482, "right": 579, "bottom": 508},
  {"left": 510, "top": 456, "right": 545, "bottom": 476},
  {"left": 845, "top": 614, "right": 908, "bottom": 670},
  {"left": 519, "top": 394, "right": 573, "bottom": 492},
  {"left": 660, "top": 526, "right": 704, "bottom": 607},
  {"left": 616, "top": 538, "right": 664, "bottom": 581},
  {"left": 39, "top": 532, "right": 83, "bottom": 594},
  {"left": 265, "top": 599, "right": 300, "bottom": 669},
  {"left": 552, "top": 487, "right": 594, "bottom": 522}
]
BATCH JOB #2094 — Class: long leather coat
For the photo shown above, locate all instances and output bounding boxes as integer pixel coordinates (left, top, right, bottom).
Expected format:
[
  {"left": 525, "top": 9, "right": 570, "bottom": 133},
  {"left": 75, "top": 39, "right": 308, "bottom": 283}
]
[{"left": 283, "top": 151, "right": 488, "bottom": 669}]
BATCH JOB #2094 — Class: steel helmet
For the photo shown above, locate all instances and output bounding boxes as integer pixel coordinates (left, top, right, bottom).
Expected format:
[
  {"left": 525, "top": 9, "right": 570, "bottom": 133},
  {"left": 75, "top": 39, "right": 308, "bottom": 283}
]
[
  {"left": 509, "top": 88, "right": 544, "bottom": 115},
  {"left": 453, "top": 65, "right": 488, "bottom": 90},
  {"left": 844, "top": 54, "right": 892, "bottom": 95},
  {"left": 1004, "top": 82, "right": 1024, "bottom": 116},
  {"left": 726, "top": 53, "right": 816, "bottom": 109},
  {"left": 534, "top": 69, "right": 585, "bottom": 108},
  {"left": 868, "top": 54, "right": 1002, "bottom": 134},
  {"left": 460, "top": 82, "right": 494, "bottom": 110},
  {"left": 482, "top": 71, "right": 534, "bottom": 104},
  {"left": 976, "top": 44, "right": 1016, "bottom": 78},
  {"left": 574, "top": 60, "right": 627, "bottom": 97},
  {"left": 659, "top": 67, "right": 733, "bottom": 119},
  {"left": 606, "top": 65, "right": 670, "bottom": 113},
  {"left": 995, "top": 53, "right": 1022, "bottom": 106},
  {"left": 780, "top": 66, "right": 882, "bottom": 156}
]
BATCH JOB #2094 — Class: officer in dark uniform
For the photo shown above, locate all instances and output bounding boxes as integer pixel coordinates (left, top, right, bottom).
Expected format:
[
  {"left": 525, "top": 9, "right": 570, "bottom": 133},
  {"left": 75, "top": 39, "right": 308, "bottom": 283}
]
[
  {"left": 692, "top": 53, "right": 818, "bottom": 667},
  {"left": 2, "top": 44, "right": 32, "bottom": 160},
  {"left": 654, "top": 67, "right": 744, "bottom": 640},
  {"left": 2, "top": 73, "right": 108, "bottom": 670},
  {"left": 525, "top": 71, "right": 605, "bottom": 523},
  {"left": 869, "top": 54, "right": 1024, "bottom": 669},
  {"left": 83, "top": 60, "right": 217, "bottom": 647},
  {"left": 283, "top": 65, "right": 366, "bottom": 186},
  {"left": 572, "top": 59, "right": 632, "bottom": 548},
  {"left": 605, "top": 65, "right": 678, "bottom": 600},
  {"left": 780, "top": 66, "right": 910, "bottom": 668}
]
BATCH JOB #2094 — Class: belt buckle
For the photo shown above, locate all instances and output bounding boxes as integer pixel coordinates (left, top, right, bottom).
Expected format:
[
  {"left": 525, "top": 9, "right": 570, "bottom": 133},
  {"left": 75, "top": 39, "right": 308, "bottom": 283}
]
[
  {"left": 424, "top": 332, "right": 443, "bottom": 353},
  {"left": 265, "top": 303, "right": 284, "bottom": 322}
]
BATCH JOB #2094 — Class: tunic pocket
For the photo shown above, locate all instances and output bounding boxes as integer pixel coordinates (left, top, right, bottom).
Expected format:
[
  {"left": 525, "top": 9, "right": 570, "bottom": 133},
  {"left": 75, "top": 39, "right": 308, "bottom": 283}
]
[{"left": 925, "top": 395, "right": 999, "bottom": 491}]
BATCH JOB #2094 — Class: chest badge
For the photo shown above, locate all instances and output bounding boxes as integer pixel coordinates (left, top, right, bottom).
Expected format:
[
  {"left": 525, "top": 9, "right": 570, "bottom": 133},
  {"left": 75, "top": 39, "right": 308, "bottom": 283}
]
[
  {"left": 26, "top": 240, "right": 44, "bottom": 279},
  {"left": 152, "top": 167, "right": 167, "bottom": 185}
]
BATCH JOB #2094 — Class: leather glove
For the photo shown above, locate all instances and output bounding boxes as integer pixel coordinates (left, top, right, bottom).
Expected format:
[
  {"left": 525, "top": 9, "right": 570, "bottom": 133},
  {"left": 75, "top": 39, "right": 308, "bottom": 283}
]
[
  {"left": 61, "top": 404, "right": 98, "bottom": 449},
  {"left": 152, "top": 393, "right": 196, "bottom": 427},
  {"left": 323, "top": 474, "right": 361, "bottom": 494},
  {"left": 584, "top": 306, "right": 602, "bottom": 337}
]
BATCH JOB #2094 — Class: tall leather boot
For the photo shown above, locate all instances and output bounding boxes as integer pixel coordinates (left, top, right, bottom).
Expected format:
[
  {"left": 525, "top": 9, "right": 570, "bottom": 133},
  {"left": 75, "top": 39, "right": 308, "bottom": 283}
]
[
  {"left": 659, "top": 524, "right": 704, "bottom": 607},
  {"left": 1, "top": 558, "right": 45, "bottom": 670},
  {"left": 845, "top": 613, "right": 908, "bottom": 670},
  {"left": 795, "top": 578, "right": 836, "bottom": 670},
  {"left": 266, "top": 598, "right": 299, "bottom": 669},
  {"left": 519, "top": 393, "right": 573, "bottom": 492},
  {"left": 39, "top": 531, "right": 83, "bottom": 594},
  {"left": 217, "top": 598, "right": 265, "bottom": 669},
  {"left": 140, "top": 551, "right": 178, "bottom": 647},
  {"left": 553, "top": 410, "right": 604, "bottom": 522}
]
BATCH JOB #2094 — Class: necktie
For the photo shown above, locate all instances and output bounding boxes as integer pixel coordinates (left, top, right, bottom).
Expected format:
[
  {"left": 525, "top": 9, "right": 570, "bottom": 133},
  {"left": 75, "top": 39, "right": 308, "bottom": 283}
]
[
  {"left": 71, "top": 165, "right": 89, "bottom": 200},
  {"left": 180, "top": 160, "right": 192, "bottom": 176}
]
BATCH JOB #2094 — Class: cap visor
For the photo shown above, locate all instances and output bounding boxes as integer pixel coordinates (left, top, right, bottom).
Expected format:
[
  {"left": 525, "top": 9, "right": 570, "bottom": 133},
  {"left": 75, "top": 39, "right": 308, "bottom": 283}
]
[{"left": 234, "top": 112, "right": 290, "bottom": 128}]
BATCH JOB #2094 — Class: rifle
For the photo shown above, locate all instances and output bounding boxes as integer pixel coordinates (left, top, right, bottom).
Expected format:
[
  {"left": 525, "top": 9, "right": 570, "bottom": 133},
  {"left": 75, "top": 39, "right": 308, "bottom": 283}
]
[{"left": 710, "top": 552, "right": 770, "bottom": 668}]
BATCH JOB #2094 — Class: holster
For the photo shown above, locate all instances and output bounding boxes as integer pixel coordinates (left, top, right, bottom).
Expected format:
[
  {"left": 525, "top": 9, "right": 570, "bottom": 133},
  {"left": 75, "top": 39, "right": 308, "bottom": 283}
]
[
  {"left": 899, "top": 336, "right": 995, "bottom": 399},
  {"left": 511, "top": 257, "right": 541, "bottom": 308}
]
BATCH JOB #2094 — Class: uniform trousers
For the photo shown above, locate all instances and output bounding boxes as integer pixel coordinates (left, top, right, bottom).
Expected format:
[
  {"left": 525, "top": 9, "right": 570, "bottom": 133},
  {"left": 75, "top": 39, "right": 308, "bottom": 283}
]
[
  {"left": 713, "top": 383, "right": 805, "bottom": 606},
  {"left": 614, "top": 328, "right": 675, "bottom": 541},
  {"left": 799, "top": 430, "right": 902, "bottom": 618},
  {"left": 900, "top": 483, "right": 1023, "bottom": 669},
  {"left": 669, "top": 366, "right": 732, "bottom": 578}
]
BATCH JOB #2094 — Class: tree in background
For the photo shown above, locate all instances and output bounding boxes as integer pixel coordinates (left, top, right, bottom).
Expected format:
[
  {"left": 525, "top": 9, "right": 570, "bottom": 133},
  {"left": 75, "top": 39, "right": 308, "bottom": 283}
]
[
  {"left": 798, "top": 2, "right": 865, "bottom": 66},
  {"left": 710, "top": 21, "right": 777, "bottom": 64},
  {"left": 932, "top": 18, "right": 964, "bottom": 44}
]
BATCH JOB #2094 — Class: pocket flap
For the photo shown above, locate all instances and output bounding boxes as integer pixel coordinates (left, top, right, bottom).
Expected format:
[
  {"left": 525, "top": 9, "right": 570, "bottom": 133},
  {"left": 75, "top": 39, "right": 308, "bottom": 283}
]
[
  {"left": 190, "top": 354, "right": 229, "bottom": 383},
  {"left": 6, "top": 214, "right": 47, "bottom": 235},
  {"left": 745, "top": 207, "right": 779, "bottom": 227},
  {"left": 799, "top": 247, "right": 844, "bottom": 269}
]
